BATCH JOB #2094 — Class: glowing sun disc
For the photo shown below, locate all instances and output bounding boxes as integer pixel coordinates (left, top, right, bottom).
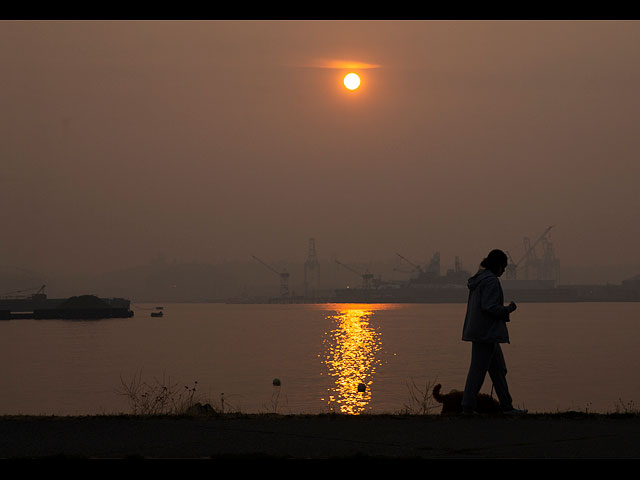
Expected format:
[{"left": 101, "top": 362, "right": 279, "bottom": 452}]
[{"left": 343, "top": 73, "right": 360, "bottom": 90}]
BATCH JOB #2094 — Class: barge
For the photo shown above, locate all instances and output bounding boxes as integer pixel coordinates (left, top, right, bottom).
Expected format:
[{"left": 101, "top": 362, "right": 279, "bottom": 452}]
[{"left": 0, "top": 286, "right": 134, "bottom": 320}]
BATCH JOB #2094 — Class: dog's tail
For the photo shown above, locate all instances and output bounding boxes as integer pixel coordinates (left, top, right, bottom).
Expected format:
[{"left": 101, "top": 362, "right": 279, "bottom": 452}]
[{"left": 432, "top": 383, "right": 445, "bottom": 403}]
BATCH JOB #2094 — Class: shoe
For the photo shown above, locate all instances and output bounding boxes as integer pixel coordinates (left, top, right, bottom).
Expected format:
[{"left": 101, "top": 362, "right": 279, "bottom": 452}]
[
  {"left": 502, "top": 408, "right": 528, "bottom": 415},
  {"left": 462, "top": 408, "right": 478, "bottom": 416}
]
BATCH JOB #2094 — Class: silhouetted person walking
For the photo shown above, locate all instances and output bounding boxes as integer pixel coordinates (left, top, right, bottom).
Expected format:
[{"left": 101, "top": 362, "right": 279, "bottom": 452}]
[{"left": 461, "top": 249, "right": 527, "bottom": 415}]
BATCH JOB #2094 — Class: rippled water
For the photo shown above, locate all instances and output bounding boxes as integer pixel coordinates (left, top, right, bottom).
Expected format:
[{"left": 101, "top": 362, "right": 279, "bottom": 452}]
[{"left": 1, "top": 302, "right": 639, "bottom": 415}]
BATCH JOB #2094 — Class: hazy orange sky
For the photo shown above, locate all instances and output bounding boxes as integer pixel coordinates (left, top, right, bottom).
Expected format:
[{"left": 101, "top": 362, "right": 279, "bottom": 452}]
[{"left": 2, "top": 20, "right": 640, "bottom": 276}]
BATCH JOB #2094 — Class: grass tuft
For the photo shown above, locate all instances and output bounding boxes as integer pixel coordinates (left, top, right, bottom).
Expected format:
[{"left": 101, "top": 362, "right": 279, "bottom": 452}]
[
  {"left": 117, "top": 371, "right": 216, "bottom": 416},
  {"left": 399, "top": 378, "right": 438, "bottom": 415}
]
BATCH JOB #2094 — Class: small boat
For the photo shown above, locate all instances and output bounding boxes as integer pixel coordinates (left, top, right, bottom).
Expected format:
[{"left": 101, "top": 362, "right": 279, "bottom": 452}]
[{"left": 150, "top": 311, "right": 163, "bottom": 318}]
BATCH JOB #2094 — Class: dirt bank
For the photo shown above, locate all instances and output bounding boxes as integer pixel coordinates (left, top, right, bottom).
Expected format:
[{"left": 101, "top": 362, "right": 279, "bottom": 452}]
[{"left": 1, "top": 413, "right": 640, "bottom": 459}]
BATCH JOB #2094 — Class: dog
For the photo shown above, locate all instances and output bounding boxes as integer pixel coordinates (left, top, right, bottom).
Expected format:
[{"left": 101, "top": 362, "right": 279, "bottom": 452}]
[{"left": 432, "top": 383, "right": 502, "bottom": 415}]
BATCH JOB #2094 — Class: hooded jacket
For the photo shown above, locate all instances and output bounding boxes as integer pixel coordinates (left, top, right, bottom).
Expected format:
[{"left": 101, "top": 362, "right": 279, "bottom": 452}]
[{"left": 461, "top": 268, "right": 512, "bottom": 343}]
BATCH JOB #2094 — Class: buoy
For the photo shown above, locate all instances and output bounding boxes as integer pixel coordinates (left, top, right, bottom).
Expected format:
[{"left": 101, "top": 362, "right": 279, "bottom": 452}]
[
  {"left": 357, "top": 383, "right": 366, "bottom": 392},
  {"left": 272, "top": 378, "right": 281, "bottom": 386}
]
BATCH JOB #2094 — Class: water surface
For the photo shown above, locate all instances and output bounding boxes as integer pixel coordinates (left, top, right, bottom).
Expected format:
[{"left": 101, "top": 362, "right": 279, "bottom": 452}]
[{"left": 1, "top": 302, "right": 638, "bottom": 415}]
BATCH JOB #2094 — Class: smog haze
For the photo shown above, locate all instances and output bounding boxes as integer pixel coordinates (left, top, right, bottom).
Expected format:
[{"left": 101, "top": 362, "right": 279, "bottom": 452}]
[{"left": 2, "top": 20, "right": 640, "bottom": 298}]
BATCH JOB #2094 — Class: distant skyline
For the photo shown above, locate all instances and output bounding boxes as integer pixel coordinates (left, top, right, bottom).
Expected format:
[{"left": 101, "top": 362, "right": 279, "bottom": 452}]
[{"left": 2, "top": 20, "right": 640, "bottom": 277}]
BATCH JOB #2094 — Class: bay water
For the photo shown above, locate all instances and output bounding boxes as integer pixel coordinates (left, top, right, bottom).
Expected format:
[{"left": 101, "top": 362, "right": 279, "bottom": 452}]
[{"left": 1, "top": 302, "right": 638, "bottom": 416}]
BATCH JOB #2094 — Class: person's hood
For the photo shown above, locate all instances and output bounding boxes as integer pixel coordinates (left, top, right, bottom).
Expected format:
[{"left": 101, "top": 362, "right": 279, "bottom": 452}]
[{"left": 467, "top": 268, "right": 496, "bottom": 291}]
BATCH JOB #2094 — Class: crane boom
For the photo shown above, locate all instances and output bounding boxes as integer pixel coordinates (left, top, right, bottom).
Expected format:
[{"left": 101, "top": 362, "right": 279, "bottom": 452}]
[
  {"left": 515, "top": 225, "right": 555, "bottom": 266},
  {"left": 252, "top": 255, "right": 281, "bottom": 275},
  {"left": 335, "top": 260, "right": 374, "bottom": 289},
  {"left": 395, "top": 253, "right": 423, "bottom": 272},
  {"left": 334, "top": 259, "right": 361, "bottom": 276},
  {"left": 252, "top": 255, "right": 290, "bottom": 297},
  {"left": 0, "top": 284, "right": 46, "bottom": 298}
]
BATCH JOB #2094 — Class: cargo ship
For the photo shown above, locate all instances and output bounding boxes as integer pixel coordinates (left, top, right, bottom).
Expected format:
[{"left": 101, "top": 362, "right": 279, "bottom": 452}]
[
  {"left": 0, "top": 286, "right": 134, "bottom": 320},
  {"left": 333, "top": 247, "right": 640, "bottom": 304},
  {"left": 333, "top": 276, "right": 640, "bottom": 304}
]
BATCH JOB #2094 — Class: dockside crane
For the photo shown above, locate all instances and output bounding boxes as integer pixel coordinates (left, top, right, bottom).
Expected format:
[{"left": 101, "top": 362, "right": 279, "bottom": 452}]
[
  {"left": 508, "top": 225, "right": 556, "bottom": 281},
  {"left": 251, "top": 255, "right": 290, "bottom": 298},
  {"left": 394, "top": 253, "right": 424, "bottom": 275},
  {"left": 0, "top": 284, "right": 46, "bottom": 299},
  {"left": 540, "top": 235, "right": 561, "bottom": 283},
  {"left": 505, "top": 252, "right": 518, "bottom": 280},
  {"left": 304, "top": 238, "right": 320, "bottom": 299},
  {"left": 334, "top": 260, "right": 374, "bottom": 289}
]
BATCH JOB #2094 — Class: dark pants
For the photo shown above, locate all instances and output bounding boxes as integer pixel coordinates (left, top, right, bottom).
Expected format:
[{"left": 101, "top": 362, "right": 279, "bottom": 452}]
[{"left": 462, "top": 342, "right": 513, "bottom": 411}]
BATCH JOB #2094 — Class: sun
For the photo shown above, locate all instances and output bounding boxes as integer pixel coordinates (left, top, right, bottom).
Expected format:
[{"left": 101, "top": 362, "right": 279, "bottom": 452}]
[{"left": 343, "top": 73, "right": 360, "bottom": 90}]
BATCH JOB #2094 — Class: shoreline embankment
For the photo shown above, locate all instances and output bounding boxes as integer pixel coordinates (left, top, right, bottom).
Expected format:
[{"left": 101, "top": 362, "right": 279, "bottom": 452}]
[{"left": 2, "top": 412, "right": 640, "bottom": 459}]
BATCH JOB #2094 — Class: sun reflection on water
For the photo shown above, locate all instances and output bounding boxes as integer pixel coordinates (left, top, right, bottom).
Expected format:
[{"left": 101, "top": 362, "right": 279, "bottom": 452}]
[{"left": 321, "top": 306, "right": 383, "bottom": 415}]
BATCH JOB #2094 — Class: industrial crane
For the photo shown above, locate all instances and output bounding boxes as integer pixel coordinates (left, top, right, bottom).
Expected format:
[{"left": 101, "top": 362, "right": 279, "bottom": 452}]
[
  {"left": 506, "top": 225, "right": 555, "bottom": 280},
  {"left": 394, "top": 253, "right": 424, "bottom": 274},
  {"left": 0, "top": 284, "right": 46, "bottom": 299},
  {"left": 251, "top": 256, "right": 290, "bottom": 298},
  {"left": 334, "top": 260, "right": 374, "bottom": 289},
  {"left": 505, "top": 252, "right": 518, "bottom": 280}
]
